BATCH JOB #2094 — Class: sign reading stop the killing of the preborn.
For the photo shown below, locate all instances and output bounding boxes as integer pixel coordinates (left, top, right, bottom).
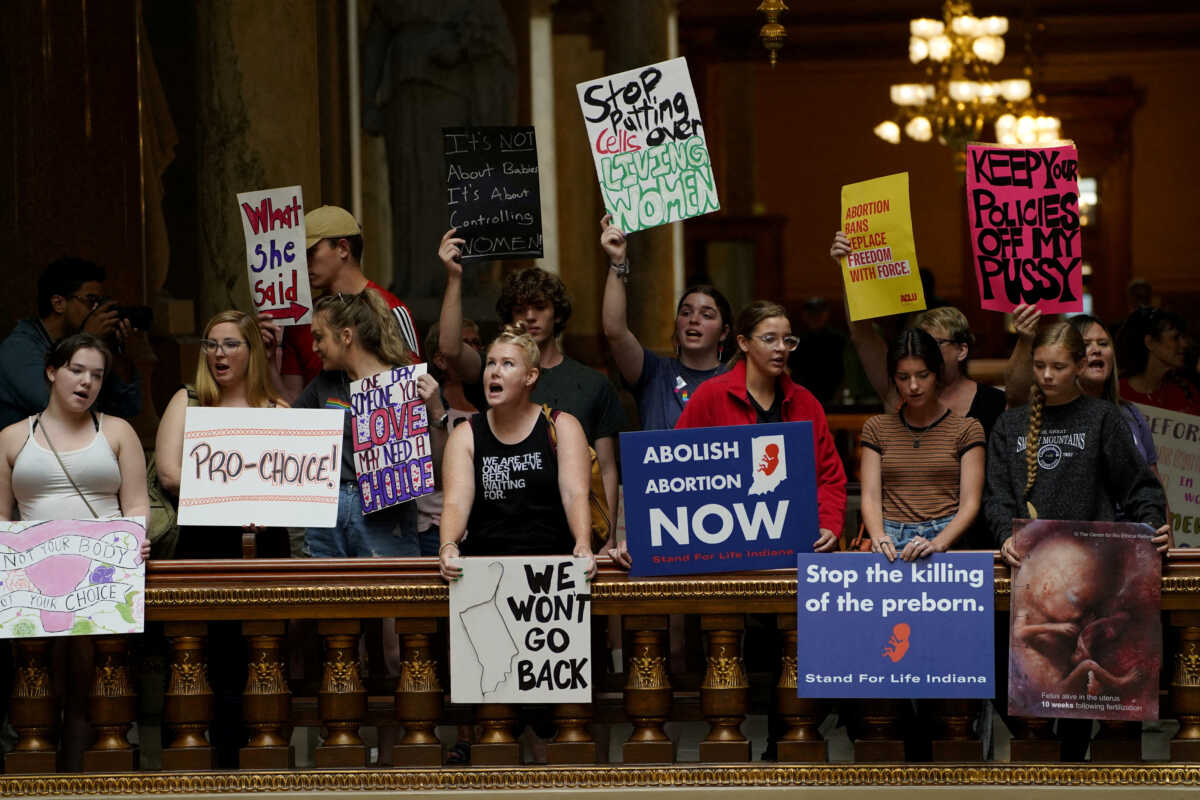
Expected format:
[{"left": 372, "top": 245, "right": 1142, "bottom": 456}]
[
  {"left": 349, "top": 364, "right": 436, "bottom": 514},
  {"left": 840, "top": 172, "right": 926, "bottom": 321},
  {"left": 1136, "top": 404, "right": 1200, "bottom": 546},
  {"left": 577, "top": 57, "right": 719, "bottom": 234},
  {"left": 795, "top": 553, "right": 994, "bottom": 699},
  {"left": 1, "top": 518, "right": 146, "bottom": 639},
  {"left": 444, "top": 126, "right": 543, "bottom": 262},
  {"left": 178, "top": 408, "right": 342, "bottom": 528},
  {"left": 237, "top": 185, "right": 315, "bottom": 326},
  {"left": 450, "top": 557, "right": 592, "bottom": 704},
  {"left": 966, "top": 143, "right": 1082, "bottom": 313},
  {"left": 620, "top": 422, "right": 818, "bottom": 577}
]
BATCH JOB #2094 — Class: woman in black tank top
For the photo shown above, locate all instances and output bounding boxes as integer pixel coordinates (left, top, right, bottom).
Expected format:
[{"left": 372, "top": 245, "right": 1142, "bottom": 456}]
[{"left": 437, "top": 326, "right": 596, "bottom": 581}]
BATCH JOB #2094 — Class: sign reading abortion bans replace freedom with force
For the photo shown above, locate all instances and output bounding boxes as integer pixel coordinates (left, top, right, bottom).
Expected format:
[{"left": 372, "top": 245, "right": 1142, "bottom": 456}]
[
  {"left": 237, "top": 185, "right": 315, "bottom": 326},
  {"left": 443, "top": 126, "right": 543, "bottom": 262},
  {"left": 349, "top": 363, "right": 436, "bottom": 514},
  {"left": 577, "top": 57, "right": 719, "bottom": 234},
  {"left": 966, "top": 143, "right": 1082, "bottom": 313},
  {"left": 839, "top": 172, "right": 926, "bottom": 321},
  {"left": 620, "top": 422, "right": 818, "bottom": 577}
]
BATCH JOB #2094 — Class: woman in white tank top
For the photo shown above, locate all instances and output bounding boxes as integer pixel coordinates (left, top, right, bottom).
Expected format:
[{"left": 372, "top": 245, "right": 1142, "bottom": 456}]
[{"left": 0, "top": 333, "right": 149, "bottom": 770}]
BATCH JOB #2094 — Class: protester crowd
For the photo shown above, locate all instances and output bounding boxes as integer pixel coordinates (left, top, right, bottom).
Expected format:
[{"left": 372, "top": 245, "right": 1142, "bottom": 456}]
[{"left": 0, "top": 204, "right": 1194, "bottom": 767}]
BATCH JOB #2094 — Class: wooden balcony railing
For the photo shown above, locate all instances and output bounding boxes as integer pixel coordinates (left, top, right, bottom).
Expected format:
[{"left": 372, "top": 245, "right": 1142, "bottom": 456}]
[{"left": 4, "top": 552, "right": 1200, "bottom": 794}]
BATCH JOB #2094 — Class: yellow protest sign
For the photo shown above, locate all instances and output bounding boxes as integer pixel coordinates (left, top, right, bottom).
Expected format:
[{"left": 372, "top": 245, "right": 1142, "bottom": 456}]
[{"left": 839, "top": 173, "right": 926, "bottom": 321}]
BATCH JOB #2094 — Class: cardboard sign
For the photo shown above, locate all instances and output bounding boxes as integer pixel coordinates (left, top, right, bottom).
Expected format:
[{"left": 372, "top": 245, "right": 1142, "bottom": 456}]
[
  {"left": 620, "top": 422, "right": 818, "bottom": 577},
  {"left": 449, "top": 556, "right": 592, "bottom": 704},
  {"left": 1008, "top": 519, "right": 1161, "bottom": 721},
  {"left": 1135, "top": 404, "right": 1200, "bottom": 544},
  {"left": 0, "top": 518, "right": 146, "bottom": 639},
  {"left": 576, "top": 57, "right": 719, "bottom": 233},
  {"left": 443, "top": 126, "right": 543, "bottom": 262},
  {"left": 966, "top": 143, "right": 1082, "bottom": 313},
  {"left": 839, "top": 173, "right": 926, "bottom": 321},
  {"left": 795, "top": 552, "right": 994, "bottom": 698},
  {"left": 178, "top": 407, "right": 342, "bottom": 528},
  {"left": 237, "top": 185, "right": 314, "bottom": 326},
  {"left": 349, "top": 363, "right": 436, "bottom": 514}
]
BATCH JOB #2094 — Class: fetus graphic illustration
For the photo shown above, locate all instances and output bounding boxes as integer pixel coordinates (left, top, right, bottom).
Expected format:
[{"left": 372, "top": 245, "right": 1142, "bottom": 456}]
[
  {"left": 458, "top": 561, "right": 520, "bottom": 696},
  {"left": 749, "top": 434, "right": 787, "bottom": 495},
  {"left": 883, "top": 622, "right": 911, "bottom": 662}
]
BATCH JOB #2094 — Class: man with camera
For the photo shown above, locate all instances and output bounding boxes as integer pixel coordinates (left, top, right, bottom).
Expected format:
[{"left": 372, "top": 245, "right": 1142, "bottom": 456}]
[{"left": 0, "top": 257, "right": 146, "bottom": 428}]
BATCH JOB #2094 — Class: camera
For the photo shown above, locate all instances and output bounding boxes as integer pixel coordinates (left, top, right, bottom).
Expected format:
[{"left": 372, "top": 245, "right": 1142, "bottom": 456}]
[{"left": 116, "top": 305, "right": 154, "bottom": 331}]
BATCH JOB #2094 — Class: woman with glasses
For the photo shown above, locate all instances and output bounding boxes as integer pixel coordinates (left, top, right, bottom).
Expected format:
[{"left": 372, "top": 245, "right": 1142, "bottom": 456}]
[{"left": 675, "top": 300, "right": 847, "bottom": 553}]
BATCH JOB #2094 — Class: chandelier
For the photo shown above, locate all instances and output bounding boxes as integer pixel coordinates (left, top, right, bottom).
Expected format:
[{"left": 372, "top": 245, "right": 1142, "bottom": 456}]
[{"left": 873, "top": 0, "right": 1062, "bottom": 169}]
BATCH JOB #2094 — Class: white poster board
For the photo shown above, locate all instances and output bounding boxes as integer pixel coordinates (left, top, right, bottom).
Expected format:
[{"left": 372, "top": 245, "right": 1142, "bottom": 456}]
[
  {"left": 450, "top": 556, "right": 592, "bottom": 704},
  {"left": 1136, "top": 404, "right": 1200, "bottom": 545},
  {"left": 0, "top": 517, "right": 146, "bottom": 639},
  {"left": 349, "top": 363, "right": 436, "bottom": 514},
  {"left": 178, "top": 407, "right": 343, "bottom": 528},
  {"left": 576, "top": 57, "right": 719, "bottom": 233},
  {"left": 237, "top": 185, "right": 314, "bottom": 326}
]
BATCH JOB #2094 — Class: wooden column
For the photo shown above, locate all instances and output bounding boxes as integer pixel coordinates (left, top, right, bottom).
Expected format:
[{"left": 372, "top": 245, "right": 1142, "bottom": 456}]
[
  {"left": 5, "top": 639, "right": 57, "bottom": 774},
  {"left": 392, "top": 619, "right": 442, "bottom": 767},
  {"left": 698, "top": 614, "right": 750, "bottom": 762},
  {"left": 775, "top": 615, "right": 826, "bottom": 762},
  {"left": 1090, "top": 720, "right": 1141, "bottom": 762},
  {"left": 1008, "top": 716, "right": 1061, "bottom": 761},
  {"left": 241, "top": 621, "right": 293, "bottom": 769},
  {"left": 82, "top": 636, "right": 137, "bottom": 772},
  {"left": 930, "top": 699, "right": 981, "bottom": 761},
  {"left": 1169, "top": 614, "right": 1200, "bottom": 760},
  {"left": 622, "top": 615, "right": 675, "bottom": 763},
  {"left": 472, "top": 704, "right": 520, "bottom": 765},
  {"left": 315, "top": 620, "right": 367, "bottom": 767},
  {"left": 854, "top": 700, "right": 906, "bottom": 762},
  {"left": 547, "top": 703, "right": 597, "bottom": 764},
  {"left": 161, "top": 622, "right": 215, "bottom": 770}
]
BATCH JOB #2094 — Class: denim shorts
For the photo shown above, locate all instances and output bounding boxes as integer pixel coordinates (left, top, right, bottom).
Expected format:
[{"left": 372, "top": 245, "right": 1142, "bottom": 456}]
[
  {"left": 305, "top": 482, "right": 420, "bottom": 558},
  {"left": 882, "top": 513, "right": 955, "bottom": 549}
]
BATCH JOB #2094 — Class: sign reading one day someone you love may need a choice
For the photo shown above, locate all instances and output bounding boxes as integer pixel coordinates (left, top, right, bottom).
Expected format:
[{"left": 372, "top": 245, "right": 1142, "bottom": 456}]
[{"left": 620, "top": 422, "right": 818, "bottom": 577}]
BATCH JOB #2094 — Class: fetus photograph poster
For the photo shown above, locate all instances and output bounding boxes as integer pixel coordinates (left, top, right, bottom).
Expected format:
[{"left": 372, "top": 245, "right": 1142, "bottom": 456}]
[{"left": 1008, "top": 519, "right": 1161, "bottom": 721}]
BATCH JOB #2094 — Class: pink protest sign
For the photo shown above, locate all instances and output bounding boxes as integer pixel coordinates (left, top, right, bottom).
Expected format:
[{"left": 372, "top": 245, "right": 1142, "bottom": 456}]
[{"left": 966, "top": 143, "right": 1082, "bottom": 313}]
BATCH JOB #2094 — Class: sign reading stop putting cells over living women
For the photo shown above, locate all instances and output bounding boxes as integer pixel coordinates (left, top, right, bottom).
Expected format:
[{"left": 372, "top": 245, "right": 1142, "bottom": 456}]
[
  {"left": 349, "top": 364, "right": 436, "bottom": 514},
  {"left": 795, "top": 553, "right": 994, "bottom": 699},
  {"left": 1, "top": 518, "right": 147, "bottom": 639},
  {"left": 1136, "top": 404, "right": 1200, "bottom": 546},
  {"left": 237, "top": 185, "right": 315, "bottom": 326},
  {"left": 178, "top": 407, "right": 343, "bottom": 528},
  {"left": 620, "top": 422, "right": 818, "bottom": 577}
]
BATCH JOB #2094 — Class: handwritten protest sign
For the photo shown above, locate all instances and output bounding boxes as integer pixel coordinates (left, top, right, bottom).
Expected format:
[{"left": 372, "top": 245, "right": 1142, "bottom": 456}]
[
  {"left": 444, "top": 127, "right": 543, "bottom": 262},
  {"left": 795, "top": 553, "right": 994, "bottom": 698},
  {"left": 237, "top": 185, "right": 314, "bottom": 326},
  {"left": 620, "top": 422, "right": 818, "bottom": 577},
  {"left": 839, "top": 173, "right": 926, "bottom": 321},
  {"left": 178, "top": 407, "right": 342, "bottom": 528},
  {"left": 1009, "top": 519, "right": 1160, "bottom": 720},
  {"left": 966, "top": 143, "right": 1082, "bottom": 313},
  {"left": 450, "top": 556, "right": 591, "bottom": 703},
  {"left": 1135, "top": 404, "right": 1200, "bottom": 545},
  {"left": 349, "top": 363, "right": 436, "bottom": 514},
  {"left": 576, "top": 57, "right": 719, "bottom": 233},
  {"left": 1, "top": 518, "right": 146, "bottom": 639}
]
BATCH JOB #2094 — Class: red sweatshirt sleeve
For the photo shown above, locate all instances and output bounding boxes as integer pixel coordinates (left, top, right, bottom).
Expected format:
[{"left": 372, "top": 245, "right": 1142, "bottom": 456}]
[{"left": 806, "top": 397, "right": 847, "bottom": 535}]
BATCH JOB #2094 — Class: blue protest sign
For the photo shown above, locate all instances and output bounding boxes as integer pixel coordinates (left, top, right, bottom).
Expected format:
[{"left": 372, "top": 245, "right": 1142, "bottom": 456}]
[
  {"left": 795, "top": 552, "right": 994, "bottom": 699},
  {"left": 620, "top": 422, "right": 818, "bottom": 577}
]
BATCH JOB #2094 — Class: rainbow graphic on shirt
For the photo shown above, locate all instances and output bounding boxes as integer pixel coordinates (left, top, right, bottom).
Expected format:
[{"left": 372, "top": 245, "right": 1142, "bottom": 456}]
[
  {"left": 325, "top": 397, "right": 351, "bottom": 412},
  {"left": 673, "top": 375, "right": 691, "bottom": 405}
]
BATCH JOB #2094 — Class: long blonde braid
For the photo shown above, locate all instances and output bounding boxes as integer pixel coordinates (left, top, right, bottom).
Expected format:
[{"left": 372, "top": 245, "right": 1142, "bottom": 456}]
[{"left": 1023, "top": 386, "right": 1045, "bottom": 518}]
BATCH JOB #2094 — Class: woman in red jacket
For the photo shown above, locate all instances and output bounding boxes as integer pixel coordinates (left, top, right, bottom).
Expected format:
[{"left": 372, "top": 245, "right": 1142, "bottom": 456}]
[{"left": 675, "top": 300, "right": 846, "bottom": 552}]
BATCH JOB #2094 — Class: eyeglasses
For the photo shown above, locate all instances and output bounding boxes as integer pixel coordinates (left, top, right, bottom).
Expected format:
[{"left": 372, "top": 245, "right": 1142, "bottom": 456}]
[
  {"left": 71, "top": 294, "right": 105, "bottom": 309},
  {"left": 932, "top": 337, "right": 958, "bottom": 347},
  {"left": 754, "top": 333, "right": 800, "bottom": 351},
  {"left": 200, "top": 338, "right": 247, "bottom": 354}
]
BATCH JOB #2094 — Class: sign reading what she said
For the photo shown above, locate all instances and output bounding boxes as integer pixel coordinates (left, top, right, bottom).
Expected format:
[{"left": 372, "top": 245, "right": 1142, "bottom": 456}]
[
  {"left": 796, "top": 553, "right": 994, "bottom": 699},
  {"left": 620, "top": 422, "right": 817, "bottom": 577}
]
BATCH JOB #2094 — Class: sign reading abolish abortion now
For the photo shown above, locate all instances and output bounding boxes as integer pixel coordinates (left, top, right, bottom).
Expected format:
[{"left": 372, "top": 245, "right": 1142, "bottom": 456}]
[
  {"left": 620, "top": 422, "right": 817, "bottom": 577},
  {"left": 840, "top": 172, "right": 926, "bottom": 321},
  {"left": 576, "top": 57, "right": 719, "bottom": 233},
  {"left": 178, "top": 407, "right": 343, "bottom": 528},
  {"left": 966, "top": 142, "right": 1082, "bottom": 313},
  {"left": 443, "top": 126, "right": 543, "bottom": 262},
  {"left": 237, "top": 185, "right": 315, "bottom": 326},
  {"left": 349, "top": 363, "right": 436, "bottom": 514},
  {"left": 796, "top": 553, "right": 994, "bottom": 699}
]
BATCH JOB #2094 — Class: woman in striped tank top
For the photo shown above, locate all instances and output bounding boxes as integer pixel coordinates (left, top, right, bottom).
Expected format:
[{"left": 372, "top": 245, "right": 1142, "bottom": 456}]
[{"left": 860, "top": 329, "right": 986, "bottom": 562}]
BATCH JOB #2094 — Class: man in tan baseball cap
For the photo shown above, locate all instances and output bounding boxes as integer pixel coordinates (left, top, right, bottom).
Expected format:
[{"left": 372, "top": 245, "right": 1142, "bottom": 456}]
[{"left": 304, "top": 205, "right": 362, "bottom": 250}]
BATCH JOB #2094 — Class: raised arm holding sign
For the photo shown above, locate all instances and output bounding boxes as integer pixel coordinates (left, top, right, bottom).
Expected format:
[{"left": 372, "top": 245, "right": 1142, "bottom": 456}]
[
  {"left": 838, "top": 173, "right": 926, "bottom": 321},
  {"left": 237, "top": 186, "right": 315, "bottom": 326}
]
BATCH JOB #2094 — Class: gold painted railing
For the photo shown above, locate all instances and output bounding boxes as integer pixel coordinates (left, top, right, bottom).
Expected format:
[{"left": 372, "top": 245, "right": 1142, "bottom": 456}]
[{"left": 6, "top": 550, "right": 1200, "bottom": 777}]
